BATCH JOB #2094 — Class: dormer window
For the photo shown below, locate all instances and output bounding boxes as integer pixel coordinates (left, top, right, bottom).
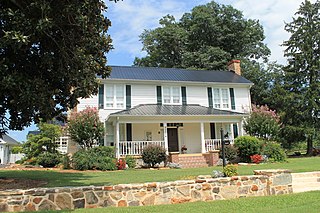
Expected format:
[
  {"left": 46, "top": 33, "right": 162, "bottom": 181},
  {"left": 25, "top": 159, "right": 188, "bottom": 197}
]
[{"left": 163, "top": 86, "right": 181, "bottom": 104}]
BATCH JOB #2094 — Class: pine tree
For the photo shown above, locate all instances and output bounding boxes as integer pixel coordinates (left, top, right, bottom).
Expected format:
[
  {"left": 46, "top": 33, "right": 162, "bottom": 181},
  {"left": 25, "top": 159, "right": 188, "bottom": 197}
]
[{"left": 282, "top": 0, "right": 320, "bottom": 155}]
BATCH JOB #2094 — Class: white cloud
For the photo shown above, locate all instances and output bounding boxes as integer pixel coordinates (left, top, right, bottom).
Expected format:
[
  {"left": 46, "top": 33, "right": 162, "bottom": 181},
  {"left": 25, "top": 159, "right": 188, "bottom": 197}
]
[{"left": 105, "top": 0, "right": 311, "bottom": 65}]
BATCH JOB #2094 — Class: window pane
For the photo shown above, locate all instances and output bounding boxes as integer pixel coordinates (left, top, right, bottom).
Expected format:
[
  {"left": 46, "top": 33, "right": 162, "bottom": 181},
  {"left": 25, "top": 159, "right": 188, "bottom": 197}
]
[
  {"left": 106, "top": 85, "right": 113, "bottom": 97},
  {"left": 172, "top": 87, "right": 180, "bottom": 103},
  {"left": 116, "top": 85, "right": 124, "bottom": 97},
  {"left": 163, "top": 87, "right": 171, "bottom": 103},
  {"left": 213, "top": 88, "right": 220, "bottom": 108},
  {"left": 221, "top": 89, "right": 229, "bottom": 108}
]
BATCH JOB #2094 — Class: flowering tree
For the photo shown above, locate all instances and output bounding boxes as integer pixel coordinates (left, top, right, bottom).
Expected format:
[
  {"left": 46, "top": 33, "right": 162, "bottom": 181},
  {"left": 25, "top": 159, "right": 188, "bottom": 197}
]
[
  {"left": 68, "top": 107, "right": 104, "bottom": 149},
  {"left": 244, "top": 105, "right": 280, "bottom": 140}
]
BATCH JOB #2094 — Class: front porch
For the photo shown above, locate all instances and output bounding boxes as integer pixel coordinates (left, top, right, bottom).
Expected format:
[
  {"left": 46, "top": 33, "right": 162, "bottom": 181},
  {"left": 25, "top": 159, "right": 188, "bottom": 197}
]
[
  {"left": 117, "top": 138, "right": 234, "bottom": 156},
  {"left": 105, "top": 104, "right": 247, "bottom": 168}
]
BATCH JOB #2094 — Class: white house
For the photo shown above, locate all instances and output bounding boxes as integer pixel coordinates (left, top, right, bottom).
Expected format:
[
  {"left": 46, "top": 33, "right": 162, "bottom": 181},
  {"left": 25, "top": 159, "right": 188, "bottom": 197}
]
[
  {"left": 0, "top": 135, "right": 20, "bottom": 164},
  {"left": 76, "top": 60, "right": 252, "bottom": 166}
]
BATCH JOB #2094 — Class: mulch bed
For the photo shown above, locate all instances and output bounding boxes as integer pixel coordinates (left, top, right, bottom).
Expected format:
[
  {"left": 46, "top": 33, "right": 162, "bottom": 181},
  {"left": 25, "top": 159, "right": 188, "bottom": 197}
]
[{"left": 0, "top": 178, "right": 48, "bottom": 190}]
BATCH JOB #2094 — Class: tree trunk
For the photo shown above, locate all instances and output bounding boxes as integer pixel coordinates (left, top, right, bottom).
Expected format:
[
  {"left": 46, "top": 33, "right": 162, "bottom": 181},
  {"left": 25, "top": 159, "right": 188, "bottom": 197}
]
[{"left": 306, "top": 136, "right": 313, "bottom": 156}]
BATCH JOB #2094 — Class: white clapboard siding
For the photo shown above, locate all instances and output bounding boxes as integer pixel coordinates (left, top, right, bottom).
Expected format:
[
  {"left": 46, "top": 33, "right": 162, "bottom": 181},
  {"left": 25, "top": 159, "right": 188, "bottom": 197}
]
[
  {"left": 186, "top": 86, "right": 208, "bottom": 107},
  {"left": 131, "top": 84, "right": 157, "bottom": 107},
  {"left": 234, "top": 87, "right": 251, "bottom": 113}
]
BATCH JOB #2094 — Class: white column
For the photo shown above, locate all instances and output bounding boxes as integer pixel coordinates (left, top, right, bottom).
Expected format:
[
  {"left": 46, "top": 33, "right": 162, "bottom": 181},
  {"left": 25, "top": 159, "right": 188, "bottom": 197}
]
[
  {"left": 239, "top": 119, "right": 244, "bottom": 136},
  {"left": 115, "top": 121, "right": 120, "bottom": 159},
  {"left": 163, "top": 123, "right": 168, "bottom": 154},
  {"left": 200, "top": 122, "right": 206, "bottom": 153}
]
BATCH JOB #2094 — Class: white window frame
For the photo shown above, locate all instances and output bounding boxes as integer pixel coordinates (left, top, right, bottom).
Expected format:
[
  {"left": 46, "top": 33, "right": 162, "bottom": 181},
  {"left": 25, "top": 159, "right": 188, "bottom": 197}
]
[
  {"left": 105, "top": 84, "right": 126, "bottom": 109},
  {"left": 162, "top": 86, "right": 181, "bottom": 105},
  {"left": 212, "top": 88, "right": 230, "bottom": 109}
]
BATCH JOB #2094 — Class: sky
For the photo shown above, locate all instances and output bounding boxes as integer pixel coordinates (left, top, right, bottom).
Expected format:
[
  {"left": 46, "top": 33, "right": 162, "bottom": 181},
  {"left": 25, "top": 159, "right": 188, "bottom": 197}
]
[{"left": 7, "top": 0, "right": 311, "bottom": 142}]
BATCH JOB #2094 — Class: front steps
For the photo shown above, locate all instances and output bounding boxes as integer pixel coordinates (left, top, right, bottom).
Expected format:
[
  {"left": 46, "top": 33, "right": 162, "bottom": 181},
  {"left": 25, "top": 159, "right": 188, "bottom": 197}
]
[
  {"left": 291, "top": 172, "right": 320, "bottom": 193},
  {"left": 176, "top": 154, "right": 209, "bottom": 168}
]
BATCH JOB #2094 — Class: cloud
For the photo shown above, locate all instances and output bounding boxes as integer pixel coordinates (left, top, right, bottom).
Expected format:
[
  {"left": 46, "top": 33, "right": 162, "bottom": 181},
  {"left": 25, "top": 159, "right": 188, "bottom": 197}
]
[
  {"left": 106, "top": 0, "right": 211, "bottom": 63},
  {"left": 105, "top": 0, "right": 311, "bottom": 65}
]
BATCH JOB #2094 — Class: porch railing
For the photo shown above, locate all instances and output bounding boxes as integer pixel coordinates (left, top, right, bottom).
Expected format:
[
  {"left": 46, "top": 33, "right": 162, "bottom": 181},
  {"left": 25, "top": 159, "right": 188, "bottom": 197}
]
[
  {"left": 119, "top": 141, "right": 165, "bottom": 156},
  {"left": 205, "top": 139, "right": 234, "bottom": 152}
]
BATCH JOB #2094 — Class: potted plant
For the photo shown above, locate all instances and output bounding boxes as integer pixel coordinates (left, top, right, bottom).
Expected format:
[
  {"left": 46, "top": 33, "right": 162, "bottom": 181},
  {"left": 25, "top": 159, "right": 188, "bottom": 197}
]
[{"left": 181, "top": 145, "right": 187, "bottom": 154}]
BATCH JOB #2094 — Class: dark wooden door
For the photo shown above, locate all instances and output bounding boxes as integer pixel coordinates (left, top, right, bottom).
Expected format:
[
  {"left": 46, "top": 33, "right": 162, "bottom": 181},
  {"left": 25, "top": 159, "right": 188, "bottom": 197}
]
[{"left": 168, "top": 128, "right": 179, "bottom": 152}]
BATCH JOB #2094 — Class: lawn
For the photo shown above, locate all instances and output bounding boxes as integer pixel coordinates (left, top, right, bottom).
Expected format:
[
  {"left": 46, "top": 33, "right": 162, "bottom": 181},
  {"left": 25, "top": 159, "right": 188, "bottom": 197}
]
[
  {"left": 0, "top": 157, "right": 319, "bottom": 188},
  {"left": 53, "top": 191, "right": 320, "bottom": 213}
]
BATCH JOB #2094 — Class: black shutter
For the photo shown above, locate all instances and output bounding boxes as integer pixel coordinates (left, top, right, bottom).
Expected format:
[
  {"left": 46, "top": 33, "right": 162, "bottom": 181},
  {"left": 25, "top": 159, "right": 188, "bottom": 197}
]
[
  {"left": 98, "top": 84, "right": 104, "bottom": 109},
  {"left": 233, "top": 123, "right": 238, "bottom": 138},
  {"left": 181, "top": 86, "right": 187, "bottom": 105},
  {"left": 210, "top": 123, "right": 216, "bottom": 139},
  {"left": 126, "top": 123, "right": 132, "bottom": 141},
  {"left": 157, "top": 86, "right": 162, "bottom": 105},
  {"left": 126, "top": 85, "right": 131, "bottom": 109},
  {"left": 207, "top": 87, "right": 213, "bottom": 108},
  {"left": 230, "top": 88, "right": 235, "bottom": 110}
]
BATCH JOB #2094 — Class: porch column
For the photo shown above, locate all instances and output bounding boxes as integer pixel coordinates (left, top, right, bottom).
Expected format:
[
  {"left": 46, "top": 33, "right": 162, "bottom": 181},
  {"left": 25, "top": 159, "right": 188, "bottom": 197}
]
[
  {"left": 239, "top": 119, "right": 244, "bottom": 136},
  {"left": 163, "top": 123, "right": 168, "bottom": 154},
  {"left": 200, "top": 122, "right": 206, "bottom": 153},
  {"left": 115, "top": 121, "right": 120, "bottom": 159}
]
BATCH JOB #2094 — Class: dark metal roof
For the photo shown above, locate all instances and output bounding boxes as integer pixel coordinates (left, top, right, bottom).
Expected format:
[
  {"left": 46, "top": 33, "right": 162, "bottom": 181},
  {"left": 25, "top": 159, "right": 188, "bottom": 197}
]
[
  {"left": 27, "top": 131, "right": 41, "bottom": 136},
  {"left": 102, "top": 66, "right": 252, "bottom": 84},
  {"left": 0, "top": 135, "right": 19, "bottom": 145},
  {"left": 110, "top": 104, "right": 246, "bottom": 116}
]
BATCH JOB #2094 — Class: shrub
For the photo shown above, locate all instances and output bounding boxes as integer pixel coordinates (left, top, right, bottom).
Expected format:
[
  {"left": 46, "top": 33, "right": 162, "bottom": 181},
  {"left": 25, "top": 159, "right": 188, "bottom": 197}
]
[
  {"left": 250, "top": 154, "right": 263, "bottom": 164},
  {"left": 97, "top": 157, "right": 117, "bottom": 171},
  {"left": 234, "top": 136, "right": 262, "bottom": 162},
  {"left": 223, "top": 164, "right": 238, "bottom": 177},
  {"left": 62, "top": 154, "right": 71, "bottom": 169},
  {"left": 125, "top": 156, "right": 136, "bottom": 169},
  {"left": 116, "top": 159, "right": 126, "bottom": 170},
  {"left": 142, "top": 144, "right": 167, "bottom": 168},
  {"left": 72, "top": 150, "right": 92, "bottom": 170},
  {"left": 219, "top": 145, "right": 238, "bottom": 162},
  {"left": 37, "top": 152, "right": 62, "bottom": 168},
  {"left": 89, "top": 146, "right": 115, "bottom": 158},
  {"left": 262, "top": 142, "right": 287, "bottom": 162},
  {"left": 72, "top": 147, "right": 117, "bottom": 171}
]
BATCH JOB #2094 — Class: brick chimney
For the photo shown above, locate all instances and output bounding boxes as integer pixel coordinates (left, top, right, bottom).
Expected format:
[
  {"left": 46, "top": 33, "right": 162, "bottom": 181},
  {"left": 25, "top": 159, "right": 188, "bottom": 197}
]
[{"left": 227, "top": 60, "right": 241, "bottom": 75}]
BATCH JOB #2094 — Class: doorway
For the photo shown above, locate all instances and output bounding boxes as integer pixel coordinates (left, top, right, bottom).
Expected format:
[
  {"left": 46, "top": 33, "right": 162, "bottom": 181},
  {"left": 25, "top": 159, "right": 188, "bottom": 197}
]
[{"left": 168, "top": 128, "right": 179, "bottom": 152}]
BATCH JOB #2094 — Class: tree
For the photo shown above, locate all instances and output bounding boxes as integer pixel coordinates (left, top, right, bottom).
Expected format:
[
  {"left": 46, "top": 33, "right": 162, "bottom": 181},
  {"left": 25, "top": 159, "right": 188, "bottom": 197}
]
[
  {"left": 241, "top": 59, "right": 284, "bottom": 106},
  {"left": 23, "top": 122, "right": 62, "bottom": 159},
  {"left": 134, "top": 1, "right": 270, "bottom": 70},
  {"left": 0, "top": 0, "right": 112, "bottom": 135},
  {"left": 68, "top": 107, "right": 104, "bottom": 149},
  {"left": 282, "top": 0, "right": 320, "bottom": 155},
  {"left": 244, "top": 105, "right": 281, "bottom": 141}
]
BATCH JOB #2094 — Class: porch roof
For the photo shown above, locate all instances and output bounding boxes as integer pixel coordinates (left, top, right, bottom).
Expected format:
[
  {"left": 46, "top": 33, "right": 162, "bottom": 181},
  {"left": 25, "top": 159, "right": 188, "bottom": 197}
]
[{"left": 109, "top": 104, "right": 246, "bottom": 117}]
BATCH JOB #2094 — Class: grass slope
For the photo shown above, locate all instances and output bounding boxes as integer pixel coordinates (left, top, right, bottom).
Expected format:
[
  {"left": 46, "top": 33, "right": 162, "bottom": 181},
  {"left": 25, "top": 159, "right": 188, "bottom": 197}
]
[{"left": 0, "top": 157, "right": 319, "bottom": 188}]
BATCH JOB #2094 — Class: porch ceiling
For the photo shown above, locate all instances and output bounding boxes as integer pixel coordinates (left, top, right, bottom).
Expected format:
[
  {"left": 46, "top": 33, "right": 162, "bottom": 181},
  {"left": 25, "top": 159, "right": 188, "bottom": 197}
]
[{"left": 107, "top": 104, "right": 248, "bottom": 123}]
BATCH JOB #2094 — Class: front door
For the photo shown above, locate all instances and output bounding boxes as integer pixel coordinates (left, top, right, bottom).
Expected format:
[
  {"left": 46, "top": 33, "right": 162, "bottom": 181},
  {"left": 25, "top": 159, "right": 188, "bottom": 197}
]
[{"left": 168, "top": 128, "right": 179, "bottom": 152}]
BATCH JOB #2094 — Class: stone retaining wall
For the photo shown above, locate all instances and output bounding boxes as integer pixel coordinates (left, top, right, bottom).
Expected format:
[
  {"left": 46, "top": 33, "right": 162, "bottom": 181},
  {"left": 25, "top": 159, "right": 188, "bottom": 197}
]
[{"left": 0, "top": 169, "right": 292, "bottom": 212}]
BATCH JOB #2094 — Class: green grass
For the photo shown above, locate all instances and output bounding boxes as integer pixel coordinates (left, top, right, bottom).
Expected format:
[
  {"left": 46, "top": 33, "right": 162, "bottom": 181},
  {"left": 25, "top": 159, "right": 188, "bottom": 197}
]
[
  {"left": 53, "top": 191, "right": 320, "bottom": 213},
  {"left": 0, "top": 157, "right": 319, "bottom": 188}
]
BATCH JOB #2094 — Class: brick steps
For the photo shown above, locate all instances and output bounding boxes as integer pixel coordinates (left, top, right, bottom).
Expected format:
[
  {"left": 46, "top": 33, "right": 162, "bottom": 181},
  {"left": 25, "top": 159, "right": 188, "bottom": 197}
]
[{"left": 177, "top": 156, "right": 209, "bottom": 168}]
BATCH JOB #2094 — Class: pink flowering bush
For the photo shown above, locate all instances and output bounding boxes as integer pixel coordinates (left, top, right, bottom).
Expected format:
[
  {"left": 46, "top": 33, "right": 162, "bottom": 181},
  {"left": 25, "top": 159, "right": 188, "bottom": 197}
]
[
  {"left": 244, "top": 105, "right": 281, "bottom": 140},
  {"left": 68, "top": 107, "right": 104, "bottom": 149}
]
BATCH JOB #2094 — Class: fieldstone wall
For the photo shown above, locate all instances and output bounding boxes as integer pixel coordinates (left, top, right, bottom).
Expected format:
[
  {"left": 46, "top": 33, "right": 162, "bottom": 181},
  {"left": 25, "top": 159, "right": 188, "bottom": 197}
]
[{"left": 0, "top": 169, "right": 292, "bottom": 212}]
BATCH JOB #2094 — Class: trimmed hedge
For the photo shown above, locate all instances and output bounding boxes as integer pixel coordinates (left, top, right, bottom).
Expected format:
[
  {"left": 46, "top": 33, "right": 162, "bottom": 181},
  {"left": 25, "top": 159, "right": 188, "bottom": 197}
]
[{"left": 234, "top": 136, "right": 262, "bottom": 162}]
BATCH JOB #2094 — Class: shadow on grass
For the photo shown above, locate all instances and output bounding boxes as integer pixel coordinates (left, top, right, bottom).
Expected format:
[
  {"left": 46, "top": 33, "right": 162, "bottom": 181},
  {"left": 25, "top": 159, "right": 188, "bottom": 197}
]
[{"left": 0, "top": 170, "right": 112, "bottom": 189}]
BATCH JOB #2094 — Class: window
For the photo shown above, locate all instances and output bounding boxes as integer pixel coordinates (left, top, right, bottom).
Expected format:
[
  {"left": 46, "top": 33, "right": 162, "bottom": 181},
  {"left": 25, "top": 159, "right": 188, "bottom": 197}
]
[
  {"left": 162, "top": 86, "right": 181, "bottom": 104},
  {"left": 105, "top": 84, "right": 125, "bottom": 109},
  {"left": 55, "top": 136, "right": 68, "bottom": 154},
  {"left": 212, "top": 88, "right": 230, "bottom": 109}
]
